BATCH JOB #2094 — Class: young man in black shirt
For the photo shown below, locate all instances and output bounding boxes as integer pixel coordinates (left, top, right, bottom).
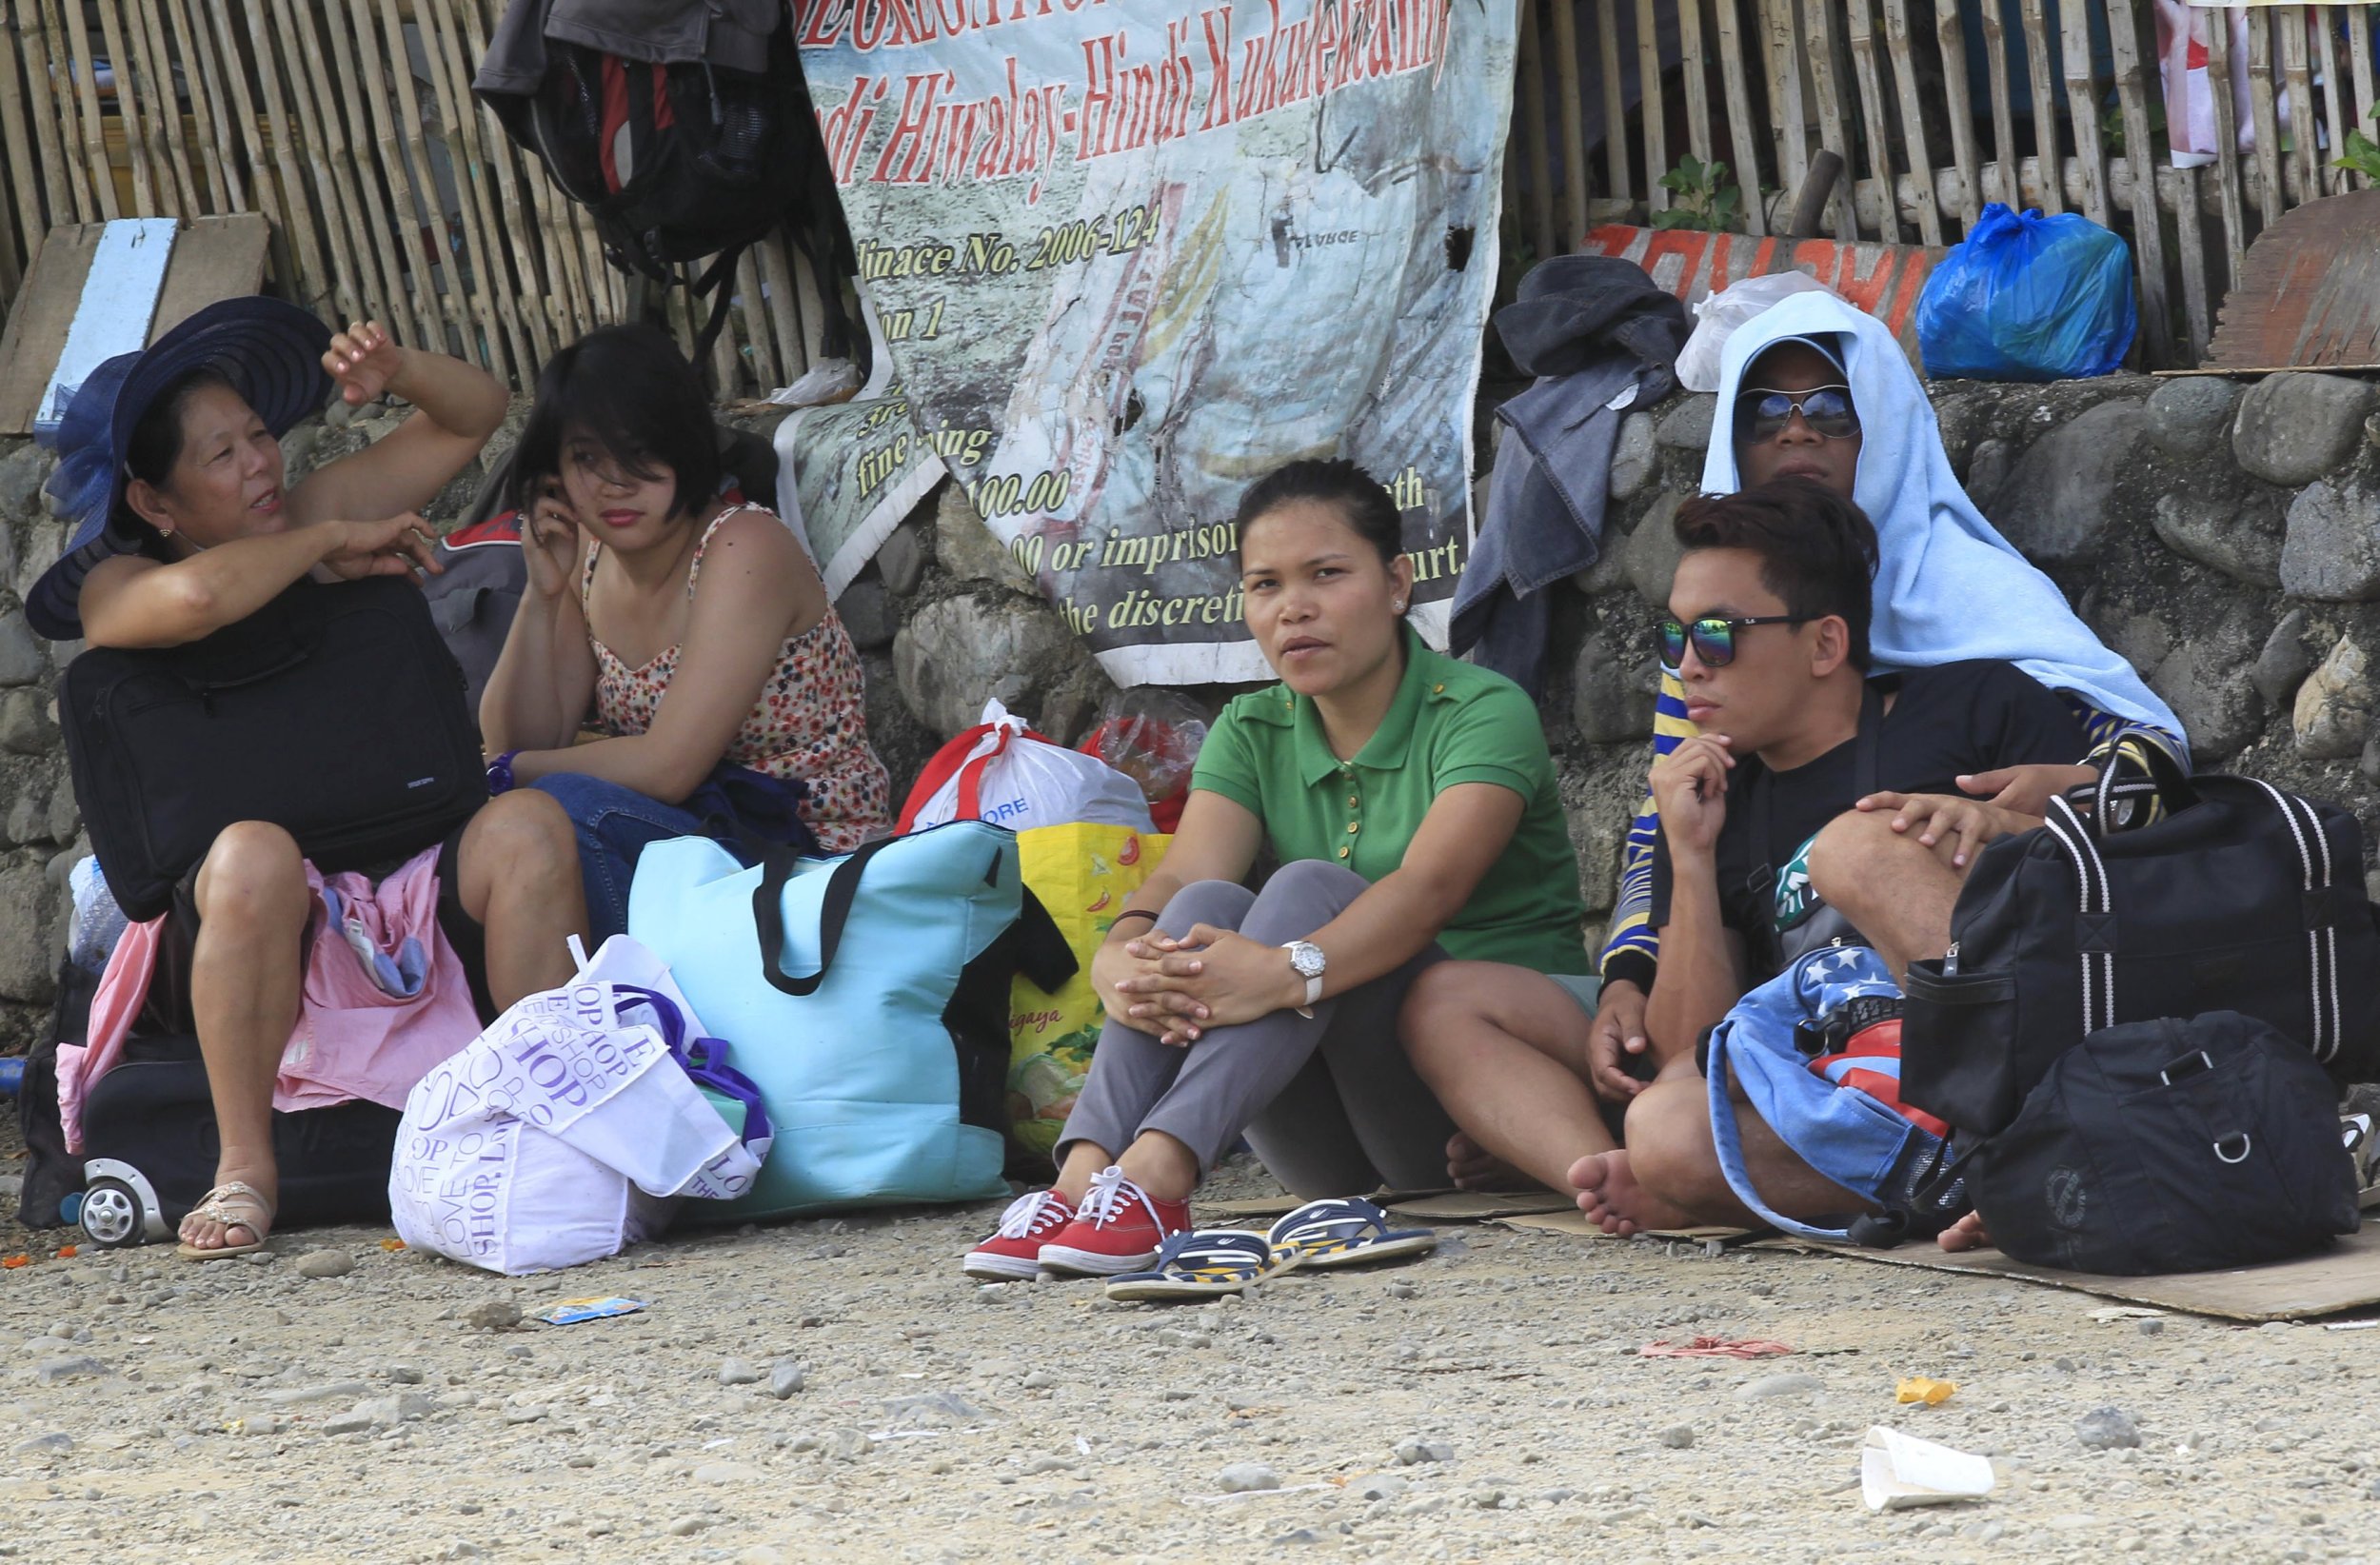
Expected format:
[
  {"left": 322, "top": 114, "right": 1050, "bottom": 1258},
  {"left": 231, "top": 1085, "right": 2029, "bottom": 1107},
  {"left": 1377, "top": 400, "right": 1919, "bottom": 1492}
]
[
  {"left": 1404, "top": 479, "right": 2092, "bottom": 1236},
  {"left": 1573, "top": 480, "right": 2088, "bottom": 1232}
]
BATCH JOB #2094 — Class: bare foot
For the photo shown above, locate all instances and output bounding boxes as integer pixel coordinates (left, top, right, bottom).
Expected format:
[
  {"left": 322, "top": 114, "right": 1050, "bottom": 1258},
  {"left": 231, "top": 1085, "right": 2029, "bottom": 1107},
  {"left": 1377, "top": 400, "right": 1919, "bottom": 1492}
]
[
  {"left": 1568, "top": 1150, "right": 1700, "bottom": 1237},
  {"left": 1443, "top": 1132, "right": 1531, "bottom": 1191},
  {"left": 1936, "top": 1211, "right": 1992, "bottom": 1253}
]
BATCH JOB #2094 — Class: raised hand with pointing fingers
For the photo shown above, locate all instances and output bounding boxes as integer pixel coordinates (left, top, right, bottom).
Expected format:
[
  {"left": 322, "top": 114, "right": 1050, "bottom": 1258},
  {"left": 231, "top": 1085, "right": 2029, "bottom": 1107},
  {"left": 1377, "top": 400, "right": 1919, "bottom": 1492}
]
[{"left": 324, "top": 320, "right": 406, "bottom": 407}]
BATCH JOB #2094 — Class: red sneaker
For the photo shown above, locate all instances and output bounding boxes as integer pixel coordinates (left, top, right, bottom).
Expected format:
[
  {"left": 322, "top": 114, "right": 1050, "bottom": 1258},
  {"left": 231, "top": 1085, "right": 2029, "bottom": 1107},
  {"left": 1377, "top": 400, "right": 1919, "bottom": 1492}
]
[
  {"left": 962, "top": 1188, "right": 1075, "bottom": 1280},
  {"left": 1036, "top": 1166, "right": 1192, "bottom": 1277}
]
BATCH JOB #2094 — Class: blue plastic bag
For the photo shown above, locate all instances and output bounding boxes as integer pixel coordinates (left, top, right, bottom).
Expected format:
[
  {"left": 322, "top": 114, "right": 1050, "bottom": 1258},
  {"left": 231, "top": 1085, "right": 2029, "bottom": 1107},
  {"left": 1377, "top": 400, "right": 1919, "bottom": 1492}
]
[{"left": 1915, "top": 204, "right": 2136, "bottom": 381}]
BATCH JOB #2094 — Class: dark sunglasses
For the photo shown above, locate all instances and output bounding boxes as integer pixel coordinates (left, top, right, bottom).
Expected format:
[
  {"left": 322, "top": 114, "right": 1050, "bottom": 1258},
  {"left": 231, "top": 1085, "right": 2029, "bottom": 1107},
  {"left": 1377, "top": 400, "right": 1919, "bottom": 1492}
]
[
  {"left": 1656, "top": 614, "right": 1806, "bottom": 668},
  {"left": 1737, "top": 385, "right": 1858, "bottom": 442}
]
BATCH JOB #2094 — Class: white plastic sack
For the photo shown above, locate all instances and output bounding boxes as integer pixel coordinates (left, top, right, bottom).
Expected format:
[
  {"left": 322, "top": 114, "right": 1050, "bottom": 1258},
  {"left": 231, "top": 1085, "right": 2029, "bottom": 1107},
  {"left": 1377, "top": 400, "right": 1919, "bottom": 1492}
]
[
  {"left": 388, "top": 937, "right": 766, "bottom": 1275},
  {"left": 1676, "top": 273, "right": 1843, "bottom": 392},
  {"left": 904, "top": 699, "right": 1153, "bottom": 833}
]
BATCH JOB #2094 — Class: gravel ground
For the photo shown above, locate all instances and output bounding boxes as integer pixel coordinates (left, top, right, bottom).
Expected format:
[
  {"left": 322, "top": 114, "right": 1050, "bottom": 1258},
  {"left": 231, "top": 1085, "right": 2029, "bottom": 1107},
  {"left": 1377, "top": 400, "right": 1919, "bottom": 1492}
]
[{"left": 5, "top": 1114, "right": 2379, "bottom": 1565}]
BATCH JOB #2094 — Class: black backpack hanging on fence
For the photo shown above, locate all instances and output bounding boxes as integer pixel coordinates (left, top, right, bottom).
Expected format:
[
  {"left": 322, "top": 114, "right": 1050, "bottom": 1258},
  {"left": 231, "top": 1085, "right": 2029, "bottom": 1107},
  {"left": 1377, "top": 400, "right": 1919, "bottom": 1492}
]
[
  {"left": 1901, "top": 754, "right": 2380, "bottom": 1139},
  {"left": 474, "top": 0, "right": 855, "bottom": 365},
  {"left": 58, "top": 577, "right": 487, "bottom": 923}
]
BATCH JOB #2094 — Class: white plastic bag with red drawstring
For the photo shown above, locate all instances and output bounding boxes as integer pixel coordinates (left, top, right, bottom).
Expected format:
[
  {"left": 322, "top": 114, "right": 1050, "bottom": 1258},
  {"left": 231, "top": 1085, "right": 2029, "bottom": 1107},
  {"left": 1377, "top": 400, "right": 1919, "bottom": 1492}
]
[{"left": 897, "top": 699, "right": 1153, "bottom": 834}]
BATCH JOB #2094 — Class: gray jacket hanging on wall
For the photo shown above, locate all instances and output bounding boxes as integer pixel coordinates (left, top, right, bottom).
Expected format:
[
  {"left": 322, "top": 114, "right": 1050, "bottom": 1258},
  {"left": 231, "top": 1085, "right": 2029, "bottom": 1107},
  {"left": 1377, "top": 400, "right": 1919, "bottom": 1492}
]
[{"left": 1453, "top": 256, "right": 1688, "bottom": 695}]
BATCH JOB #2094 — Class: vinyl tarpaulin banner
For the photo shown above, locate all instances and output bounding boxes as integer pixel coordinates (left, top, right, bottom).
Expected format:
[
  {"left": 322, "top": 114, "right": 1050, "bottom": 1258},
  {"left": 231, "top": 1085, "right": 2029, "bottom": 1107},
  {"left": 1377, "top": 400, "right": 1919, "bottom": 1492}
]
[{"left": 789, "top": 0, "right": 1518, "bottom": 684}]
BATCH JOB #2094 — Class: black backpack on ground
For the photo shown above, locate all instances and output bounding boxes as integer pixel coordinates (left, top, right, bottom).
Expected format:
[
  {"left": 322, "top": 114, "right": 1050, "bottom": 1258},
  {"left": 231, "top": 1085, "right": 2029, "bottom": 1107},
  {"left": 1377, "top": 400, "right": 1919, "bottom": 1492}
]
[
  {"left": 1902, "top": 756, "right": 2380, "bottom": 1139},
  {"left": 59, "top": 577, "right": 487, "bottom": 922},
  {"left": 475, "top": 0, "right": 856, "bottom": 366},
  {"left": 1965, "top": 1011, "right": 2360, "bottom": 1275}
]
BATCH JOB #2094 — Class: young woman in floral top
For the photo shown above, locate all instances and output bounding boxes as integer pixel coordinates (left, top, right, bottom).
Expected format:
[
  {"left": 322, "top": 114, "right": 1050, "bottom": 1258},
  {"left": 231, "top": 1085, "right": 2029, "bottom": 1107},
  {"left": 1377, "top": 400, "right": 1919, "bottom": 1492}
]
[{"left": 481, "top": 324, "right": 892, "bottom": 939}]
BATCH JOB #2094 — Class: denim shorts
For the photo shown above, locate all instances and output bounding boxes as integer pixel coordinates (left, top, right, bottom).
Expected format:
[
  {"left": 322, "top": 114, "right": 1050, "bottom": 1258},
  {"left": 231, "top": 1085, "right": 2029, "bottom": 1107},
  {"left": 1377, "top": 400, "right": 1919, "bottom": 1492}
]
[{"left": 1545, "top": 972, "right": 1603, "bottom": 1017}]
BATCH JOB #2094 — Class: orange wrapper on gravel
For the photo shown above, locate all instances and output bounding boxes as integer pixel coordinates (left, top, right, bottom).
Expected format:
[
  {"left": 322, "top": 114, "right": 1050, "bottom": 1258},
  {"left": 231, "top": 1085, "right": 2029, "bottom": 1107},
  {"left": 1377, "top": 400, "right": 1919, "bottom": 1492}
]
[{"left": 2, "top": 1254, "right": 27, "bottom": 1269}]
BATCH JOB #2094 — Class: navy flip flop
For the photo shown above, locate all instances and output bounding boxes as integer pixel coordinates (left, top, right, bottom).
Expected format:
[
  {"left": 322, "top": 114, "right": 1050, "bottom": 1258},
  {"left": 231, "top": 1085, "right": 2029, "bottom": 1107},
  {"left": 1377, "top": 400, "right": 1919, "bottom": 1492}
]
[
  {"left": 1266, "top": 1198, "right": 1438, "bottom": 1270},
  {"left": 1102, "top": 1229, "right": 1286, "bottom": 1301}
]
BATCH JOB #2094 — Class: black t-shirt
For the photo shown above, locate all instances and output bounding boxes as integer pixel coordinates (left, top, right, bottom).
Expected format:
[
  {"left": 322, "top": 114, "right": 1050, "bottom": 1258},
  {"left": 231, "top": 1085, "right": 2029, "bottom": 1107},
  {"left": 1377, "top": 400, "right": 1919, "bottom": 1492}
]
[{"left": 1649, "top": 660, "right": 2088, "bottom": 976}]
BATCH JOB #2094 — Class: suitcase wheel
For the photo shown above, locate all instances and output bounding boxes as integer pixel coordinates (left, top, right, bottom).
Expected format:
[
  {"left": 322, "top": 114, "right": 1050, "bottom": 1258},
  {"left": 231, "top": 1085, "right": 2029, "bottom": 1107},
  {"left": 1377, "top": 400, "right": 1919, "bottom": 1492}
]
[{"left": 79, "top": 1160, "right": 169, "bottom": 1248}]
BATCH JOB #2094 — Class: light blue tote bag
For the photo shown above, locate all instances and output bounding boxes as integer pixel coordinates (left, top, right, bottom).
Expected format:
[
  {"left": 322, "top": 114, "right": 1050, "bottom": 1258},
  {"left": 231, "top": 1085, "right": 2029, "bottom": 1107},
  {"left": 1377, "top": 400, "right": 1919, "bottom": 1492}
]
[{"left": 628, "top": 822, "right": 1025, "bottom": 1218}]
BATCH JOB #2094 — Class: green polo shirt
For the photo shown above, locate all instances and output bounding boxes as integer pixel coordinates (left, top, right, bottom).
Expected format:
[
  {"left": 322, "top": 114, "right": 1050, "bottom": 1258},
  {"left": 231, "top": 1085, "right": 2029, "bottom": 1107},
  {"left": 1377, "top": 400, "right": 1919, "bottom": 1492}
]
[{"left": 1190, "top": 632, "right": 1587, "bottom": 975}]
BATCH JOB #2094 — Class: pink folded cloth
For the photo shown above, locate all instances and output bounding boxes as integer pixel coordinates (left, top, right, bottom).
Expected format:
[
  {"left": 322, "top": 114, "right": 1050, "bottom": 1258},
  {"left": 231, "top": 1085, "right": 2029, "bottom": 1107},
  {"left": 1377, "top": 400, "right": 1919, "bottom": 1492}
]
[{"left": 59, "top": 848, "right": 482, "bottom": 1151}]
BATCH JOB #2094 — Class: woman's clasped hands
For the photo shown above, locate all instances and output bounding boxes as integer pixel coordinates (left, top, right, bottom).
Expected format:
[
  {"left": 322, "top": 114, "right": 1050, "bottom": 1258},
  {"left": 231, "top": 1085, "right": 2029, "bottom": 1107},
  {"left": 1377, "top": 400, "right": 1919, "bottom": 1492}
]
[{"left": 1094, "top": 924, "right": 1307, "bottom": 1046}]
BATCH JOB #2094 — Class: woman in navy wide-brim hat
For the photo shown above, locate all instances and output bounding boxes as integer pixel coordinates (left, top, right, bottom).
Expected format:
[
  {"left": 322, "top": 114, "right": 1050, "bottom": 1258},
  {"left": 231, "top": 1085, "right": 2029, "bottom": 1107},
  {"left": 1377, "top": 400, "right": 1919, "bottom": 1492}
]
[{"left": 28, "top": 297, "right": 590, "bottom": 1259}]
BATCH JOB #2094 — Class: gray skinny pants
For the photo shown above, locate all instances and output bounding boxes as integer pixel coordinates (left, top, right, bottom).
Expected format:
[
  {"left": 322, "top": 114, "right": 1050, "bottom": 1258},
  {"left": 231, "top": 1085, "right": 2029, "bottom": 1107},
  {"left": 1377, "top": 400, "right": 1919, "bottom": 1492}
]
[{"left": 1057, "top": 859, "right": 1457, "bottom": 1199}]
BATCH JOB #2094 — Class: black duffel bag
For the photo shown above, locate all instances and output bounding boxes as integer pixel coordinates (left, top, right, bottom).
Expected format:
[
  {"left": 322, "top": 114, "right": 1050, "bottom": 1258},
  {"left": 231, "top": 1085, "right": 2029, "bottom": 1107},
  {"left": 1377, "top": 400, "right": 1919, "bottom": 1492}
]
[
  {"left": 60, "top": 576, "right": 487, "bottom": 921},
  {"left": 1903, "top": 756, "right": 2380, "bottom": 1138},
  {"left": 1968, "top": 1011, "right": 2360, "bottom": 1276}
]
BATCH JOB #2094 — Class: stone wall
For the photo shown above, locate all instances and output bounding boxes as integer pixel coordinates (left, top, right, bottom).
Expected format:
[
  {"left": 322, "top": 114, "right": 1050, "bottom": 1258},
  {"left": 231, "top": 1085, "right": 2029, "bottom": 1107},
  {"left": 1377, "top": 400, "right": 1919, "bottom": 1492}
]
[
  {"left": 6, "top": 369, "right": 2379, "bottom": 1043},
  {"left": 0, "top": 437, "right": 86, "bottom": 1040}
]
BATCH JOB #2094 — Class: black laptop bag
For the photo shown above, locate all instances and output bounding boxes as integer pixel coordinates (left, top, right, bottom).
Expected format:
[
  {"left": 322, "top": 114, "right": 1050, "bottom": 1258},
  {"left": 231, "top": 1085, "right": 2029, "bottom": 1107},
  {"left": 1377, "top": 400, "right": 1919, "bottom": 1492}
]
[
  {"left": 1902, "top": 756, "right": 2380, "bottom": 1139},
  {"left": 59, "top": 576, "right": 487, "bottom": 922}
]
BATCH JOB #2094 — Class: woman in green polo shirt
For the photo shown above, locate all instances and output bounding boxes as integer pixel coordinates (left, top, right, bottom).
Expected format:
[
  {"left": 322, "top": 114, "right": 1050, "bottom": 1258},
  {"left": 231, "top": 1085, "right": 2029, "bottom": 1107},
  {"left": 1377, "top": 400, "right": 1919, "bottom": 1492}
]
[{"left": 964, "top": 459, "right": 1591, "bottom": 1280}]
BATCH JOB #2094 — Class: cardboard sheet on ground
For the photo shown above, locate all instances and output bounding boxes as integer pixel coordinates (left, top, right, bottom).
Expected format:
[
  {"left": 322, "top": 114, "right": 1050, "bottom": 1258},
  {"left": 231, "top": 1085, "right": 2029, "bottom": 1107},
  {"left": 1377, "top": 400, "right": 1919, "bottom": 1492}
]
[
  {"left": 1200, "top": 1189, "right": 1576, "bottom": 1223},
  {"left": 1201, "top": 1189, "right": 1451, "bottom": 1222},
  {"left": 1390, "top": 1190, "right": 1575, "bottom": 1221},
  {"left": 1497, "top": 1208, "right": 1758, "bottom": 1243},
  {"left": 1748, "top": 1227, "right": 2380, "bottom": 1323}
]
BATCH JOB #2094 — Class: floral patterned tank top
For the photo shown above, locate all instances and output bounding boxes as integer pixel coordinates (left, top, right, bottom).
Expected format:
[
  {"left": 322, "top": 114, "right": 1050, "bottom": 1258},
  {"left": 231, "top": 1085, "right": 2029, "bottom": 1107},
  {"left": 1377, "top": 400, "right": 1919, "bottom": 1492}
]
[{"left": 583, "top": 505, "right": 892, "bottom": 853}]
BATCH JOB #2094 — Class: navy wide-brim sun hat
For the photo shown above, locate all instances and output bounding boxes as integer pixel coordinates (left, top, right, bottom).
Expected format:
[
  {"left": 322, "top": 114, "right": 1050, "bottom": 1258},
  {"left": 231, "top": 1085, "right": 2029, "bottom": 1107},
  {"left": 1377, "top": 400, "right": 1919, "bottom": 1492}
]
[{"left": 27, "top": 295, "right": 335, "bottom": 641}]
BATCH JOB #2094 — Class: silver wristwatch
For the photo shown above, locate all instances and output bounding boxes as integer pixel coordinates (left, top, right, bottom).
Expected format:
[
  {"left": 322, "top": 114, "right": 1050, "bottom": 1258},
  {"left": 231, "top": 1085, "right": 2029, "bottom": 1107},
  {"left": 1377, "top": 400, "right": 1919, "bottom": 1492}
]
[{"left": 1283, "top": 941, "right": 1327, "bottom": 1018}]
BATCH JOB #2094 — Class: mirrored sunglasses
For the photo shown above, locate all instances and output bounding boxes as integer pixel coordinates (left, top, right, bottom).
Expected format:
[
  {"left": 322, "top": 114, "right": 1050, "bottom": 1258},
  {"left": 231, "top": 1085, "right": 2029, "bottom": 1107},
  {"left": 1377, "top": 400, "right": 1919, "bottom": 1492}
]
[
  {"left": 1737, "top": 385, "right": 1858, "bottom": 442},
  {"left": 1656, "top": 614, "right": 1806, "bottom": 669}
]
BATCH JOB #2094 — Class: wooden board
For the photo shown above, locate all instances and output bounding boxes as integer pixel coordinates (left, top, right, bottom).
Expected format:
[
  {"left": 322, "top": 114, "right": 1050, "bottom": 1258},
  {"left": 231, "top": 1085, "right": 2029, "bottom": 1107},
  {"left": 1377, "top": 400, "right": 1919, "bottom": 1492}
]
[
  {"left": 2204, "top": 188, "right": 2380, "bottom": 371},
  {"left": 1577, "top": 224, "right": 1946, "bottom": 369},
  {"left": 0, "top": 213, "right": 270, "bottom": 434},
  {"left": 1747, "top": 1226, "right": 2380, "bottom": 1323},
  {"left": 0, "top": 226, "right": 107, "bottom": 434},
  {"left": 37, "top": 219, "right": 176, "bottom": 430}
]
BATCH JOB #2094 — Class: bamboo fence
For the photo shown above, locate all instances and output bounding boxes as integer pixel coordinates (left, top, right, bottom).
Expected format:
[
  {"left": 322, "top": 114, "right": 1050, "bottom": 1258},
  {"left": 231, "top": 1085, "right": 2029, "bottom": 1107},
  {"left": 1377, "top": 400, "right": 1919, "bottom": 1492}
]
[
  {"left": 1511, "top": 1, "right": 2380, "bottom": 368},
  {"left": 5, "top": 4, "right": 2370, "bottom": 381},
  {"left": 0, "top": 0, "right": 840, "bottom": 396}
]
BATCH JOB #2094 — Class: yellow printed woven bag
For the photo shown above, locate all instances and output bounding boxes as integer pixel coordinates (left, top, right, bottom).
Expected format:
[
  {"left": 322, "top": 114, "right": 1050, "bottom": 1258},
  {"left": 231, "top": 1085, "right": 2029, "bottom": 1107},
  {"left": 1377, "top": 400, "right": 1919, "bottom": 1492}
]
[{"left": 1007, "top": 822, "right": 1171, "bottom": 1160}]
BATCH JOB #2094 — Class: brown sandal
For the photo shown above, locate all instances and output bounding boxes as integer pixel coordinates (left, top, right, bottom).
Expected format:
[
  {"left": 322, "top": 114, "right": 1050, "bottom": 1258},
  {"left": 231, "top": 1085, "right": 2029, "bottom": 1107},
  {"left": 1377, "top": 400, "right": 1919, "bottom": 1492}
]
[{"left": 175, "top": 1179, "right": 275, "bottom": 1260}]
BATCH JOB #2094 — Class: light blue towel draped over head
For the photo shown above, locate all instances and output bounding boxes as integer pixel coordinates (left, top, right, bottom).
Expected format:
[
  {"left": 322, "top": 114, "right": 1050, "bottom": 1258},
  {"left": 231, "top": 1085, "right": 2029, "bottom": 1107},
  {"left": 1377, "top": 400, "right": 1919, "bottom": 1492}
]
[{"left": 1701, "top": 292, "right": 2183, "bottom": 747}]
